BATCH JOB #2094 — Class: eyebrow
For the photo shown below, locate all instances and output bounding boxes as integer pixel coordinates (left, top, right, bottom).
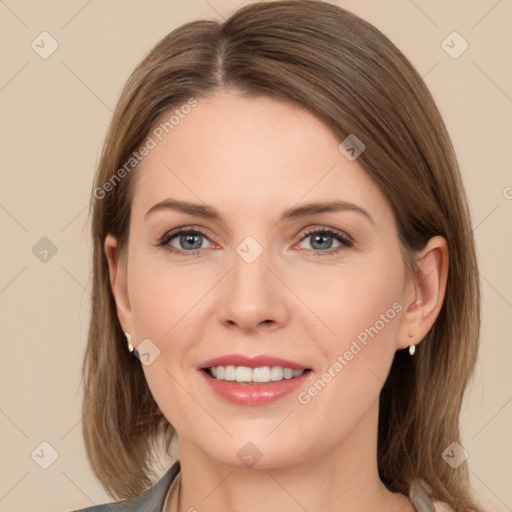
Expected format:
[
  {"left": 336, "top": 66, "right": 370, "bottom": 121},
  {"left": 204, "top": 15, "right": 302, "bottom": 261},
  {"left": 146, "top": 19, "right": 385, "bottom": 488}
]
[{"left": 145, "top": 198, "right": 375, "bottom": 227}]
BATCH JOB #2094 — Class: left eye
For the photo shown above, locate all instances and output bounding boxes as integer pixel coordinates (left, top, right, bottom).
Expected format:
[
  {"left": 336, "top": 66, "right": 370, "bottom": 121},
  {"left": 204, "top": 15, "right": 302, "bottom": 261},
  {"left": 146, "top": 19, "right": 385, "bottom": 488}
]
[{"left": 296, "top": 228, "right": 353, "bottom": 255}]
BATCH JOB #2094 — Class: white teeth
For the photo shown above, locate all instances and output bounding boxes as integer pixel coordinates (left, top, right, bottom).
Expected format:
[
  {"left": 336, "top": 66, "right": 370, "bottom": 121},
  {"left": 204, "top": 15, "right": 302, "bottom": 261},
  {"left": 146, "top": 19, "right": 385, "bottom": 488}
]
[
  {"left": 208, "top": 365, "right": 306, "bottom": 383},
  {"left": 225, "top": 365, "right": 236, "bottom": 381},
  {"left": 235, "top": 366, "right": 253, "bottom": 382},
  {"left": 270, "top": 366, "right": 284, "bottom": 381},
  {"left": 253, "top": 366, "right": 271, "bottom": 382},
  {"left": 283, "top": 368, "right": 294, "bottom": 379}
]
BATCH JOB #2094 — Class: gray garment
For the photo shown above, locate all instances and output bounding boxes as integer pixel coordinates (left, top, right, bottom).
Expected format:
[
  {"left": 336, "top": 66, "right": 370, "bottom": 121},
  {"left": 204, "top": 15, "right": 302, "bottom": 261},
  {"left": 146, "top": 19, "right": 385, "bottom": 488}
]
[
  {"left": 71, "top": 461, "right": 180, "bottom": 512},
  {"left": 71, "top": 460, "right": 437, "bottom": 512}
]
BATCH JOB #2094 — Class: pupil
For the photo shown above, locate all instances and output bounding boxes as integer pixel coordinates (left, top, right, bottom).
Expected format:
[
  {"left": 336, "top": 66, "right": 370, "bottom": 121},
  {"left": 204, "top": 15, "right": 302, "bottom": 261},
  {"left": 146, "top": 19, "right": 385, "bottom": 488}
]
[
  {"left": 312, "top": 234, "right": 332, "bottom": 250},
  {"left": 182, "top": 234, "right": 202, "bottom": 250}
]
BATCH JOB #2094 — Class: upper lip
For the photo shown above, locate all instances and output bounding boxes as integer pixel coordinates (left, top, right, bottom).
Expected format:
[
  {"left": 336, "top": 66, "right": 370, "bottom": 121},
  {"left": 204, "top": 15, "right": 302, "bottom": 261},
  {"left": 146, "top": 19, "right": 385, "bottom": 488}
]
[{"left": 198, "top": 354, "right": 310, "bottom": 371}]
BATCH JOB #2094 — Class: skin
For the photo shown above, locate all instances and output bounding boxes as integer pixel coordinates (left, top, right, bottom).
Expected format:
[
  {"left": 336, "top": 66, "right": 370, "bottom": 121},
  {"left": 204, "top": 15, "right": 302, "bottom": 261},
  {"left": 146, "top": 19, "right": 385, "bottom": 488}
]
[{"left": 105, "top": 90, "right": 448, "bottom": 512}]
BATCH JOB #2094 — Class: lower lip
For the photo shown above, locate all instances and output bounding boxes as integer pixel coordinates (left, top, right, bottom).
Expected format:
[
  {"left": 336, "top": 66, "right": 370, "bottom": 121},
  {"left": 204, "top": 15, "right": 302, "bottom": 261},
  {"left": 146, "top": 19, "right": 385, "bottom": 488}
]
[{"left": 199, "top": 369, "right": 312, "bottom": 406}]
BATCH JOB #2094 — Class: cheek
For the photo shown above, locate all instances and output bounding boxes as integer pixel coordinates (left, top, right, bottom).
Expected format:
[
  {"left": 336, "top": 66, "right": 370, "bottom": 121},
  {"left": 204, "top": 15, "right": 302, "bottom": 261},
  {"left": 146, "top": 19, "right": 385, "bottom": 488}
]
[
  {"left": 302, "top": 255, "right": 404, "bottom": 353},
  {"left": 297, "top": 254, "right": 405, "bottom": 421},
  {"left": 128, "top": 253, "right": 199, "bottom": 339},
  {"left": 127, "top": 257, "right": 199, "bottom": 428},
  {"left": 290, "top": 263, "right": 403, "bottom": 448}
]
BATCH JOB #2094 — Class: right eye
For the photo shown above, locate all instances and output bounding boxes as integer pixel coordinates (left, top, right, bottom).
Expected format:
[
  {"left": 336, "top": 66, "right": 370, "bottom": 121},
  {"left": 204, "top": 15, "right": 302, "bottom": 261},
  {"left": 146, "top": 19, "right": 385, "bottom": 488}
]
[{"left": 158, "top": 227, "right": 214, "bottom": 256}]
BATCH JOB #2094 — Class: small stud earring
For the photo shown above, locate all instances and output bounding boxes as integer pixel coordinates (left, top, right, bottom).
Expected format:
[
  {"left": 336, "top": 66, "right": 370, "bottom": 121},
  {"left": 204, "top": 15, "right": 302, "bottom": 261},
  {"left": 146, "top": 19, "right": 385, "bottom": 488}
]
[
  {"left": 124, "top": 332, "right": 134, "bottom": 353},
  {"left": 407, "top": 331, "right": 415, "bottom": 355}
]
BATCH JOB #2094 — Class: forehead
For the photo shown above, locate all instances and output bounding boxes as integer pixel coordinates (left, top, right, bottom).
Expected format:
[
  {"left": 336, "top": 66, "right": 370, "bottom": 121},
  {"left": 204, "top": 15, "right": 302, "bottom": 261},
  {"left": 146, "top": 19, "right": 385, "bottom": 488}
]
[{"left": 131, "top": 92, "right": 392, "bottom": 225}]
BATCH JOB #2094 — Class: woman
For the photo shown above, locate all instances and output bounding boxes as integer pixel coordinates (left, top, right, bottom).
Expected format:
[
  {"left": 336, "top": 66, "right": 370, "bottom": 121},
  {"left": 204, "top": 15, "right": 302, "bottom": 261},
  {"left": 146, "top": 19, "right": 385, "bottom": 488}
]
[{"left": 75, "top": 1, "right": 485, "bottom": 511}]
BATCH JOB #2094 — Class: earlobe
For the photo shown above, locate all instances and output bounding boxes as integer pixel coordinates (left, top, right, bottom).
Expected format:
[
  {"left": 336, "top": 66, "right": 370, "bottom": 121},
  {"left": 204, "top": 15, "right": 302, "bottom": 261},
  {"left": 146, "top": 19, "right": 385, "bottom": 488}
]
[
  {"left": 104, "top": 234, "right": 133, "bottom": 334},
  {"left": 397, "top": 236, "right": 449, "bottom": 350}
]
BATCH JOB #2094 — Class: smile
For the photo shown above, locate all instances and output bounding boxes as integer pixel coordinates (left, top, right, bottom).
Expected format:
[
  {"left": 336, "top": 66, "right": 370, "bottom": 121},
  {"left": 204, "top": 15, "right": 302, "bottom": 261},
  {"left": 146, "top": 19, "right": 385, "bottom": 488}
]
[{"left": 199, "top": 367, "right": 313, "bottom": 406}]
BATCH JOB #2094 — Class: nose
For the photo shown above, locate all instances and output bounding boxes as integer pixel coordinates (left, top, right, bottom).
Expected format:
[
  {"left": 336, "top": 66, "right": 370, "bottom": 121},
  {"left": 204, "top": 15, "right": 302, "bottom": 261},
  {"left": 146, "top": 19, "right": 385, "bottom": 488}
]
[{"left": 217, "top": 243, "right": 290, "bottom": 334}]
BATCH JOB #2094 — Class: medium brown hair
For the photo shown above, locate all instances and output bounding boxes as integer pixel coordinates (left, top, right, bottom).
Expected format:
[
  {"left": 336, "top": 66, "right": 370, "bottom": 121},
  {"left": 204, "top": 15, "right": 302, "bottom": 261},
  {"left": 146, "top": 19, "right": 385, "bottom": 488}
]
[{"left": 82, "top": 1, "right": 483, "bottom": 510}]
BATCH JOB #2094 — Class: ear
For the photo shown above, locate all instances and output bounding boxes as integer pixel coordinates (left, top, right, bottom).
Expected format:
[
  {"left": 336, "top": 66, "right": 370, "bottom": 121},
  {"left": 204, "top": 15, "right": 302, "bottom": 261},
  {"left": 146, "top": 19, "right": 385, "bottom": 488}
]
[
  {"left": 104, "top": 233, "right": 134, "bottom": 337},
  {"left": 396, "top": 235, "right": 449, "bottom": 350}
]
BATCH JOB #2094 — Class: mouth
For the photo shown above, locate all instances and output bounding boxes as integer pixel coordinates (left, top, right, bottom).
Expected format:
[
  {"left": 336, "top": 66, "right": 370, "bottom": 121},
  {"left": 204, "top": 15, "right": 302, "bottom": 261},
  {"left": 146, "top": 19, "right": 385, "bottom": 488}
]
[
  {"left": 197, "top": 354, "right": 313, "bottom": 404},
  {"left": 202, "top": 365, "right": 313, "bottom": 384}
]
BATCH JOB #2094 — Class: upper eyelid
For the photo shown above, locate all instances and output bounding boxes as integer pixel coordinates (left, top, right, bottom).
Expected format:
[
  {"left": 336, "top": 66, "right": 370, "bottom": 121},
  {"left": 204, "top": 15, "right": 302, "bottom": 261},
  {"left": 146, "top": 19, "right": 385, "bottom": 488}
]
[{"left": 301, "top": 226, "right": 352, "bottom": 240}]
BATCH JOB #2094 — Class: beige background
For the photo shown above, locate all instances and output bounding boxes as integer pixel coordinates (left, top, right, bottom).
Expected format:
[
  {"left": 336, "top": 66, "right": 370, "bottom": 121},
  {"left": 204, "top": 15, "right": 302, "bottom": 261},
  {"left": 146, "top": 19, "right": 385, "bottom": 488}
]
[{"left": 0, "top": 0, "right": 511, "bottom": 511}]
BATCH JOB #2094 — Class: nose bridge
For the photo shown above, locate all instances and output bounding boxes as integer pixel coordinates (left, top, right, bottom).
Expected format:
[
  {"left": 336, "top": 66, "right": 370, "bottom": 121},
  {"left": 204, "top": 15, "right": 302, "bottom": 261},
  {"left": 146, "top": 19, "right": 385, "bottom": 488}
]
[{"left": 218, "top": 234, "right": 289, "bottom": 331}]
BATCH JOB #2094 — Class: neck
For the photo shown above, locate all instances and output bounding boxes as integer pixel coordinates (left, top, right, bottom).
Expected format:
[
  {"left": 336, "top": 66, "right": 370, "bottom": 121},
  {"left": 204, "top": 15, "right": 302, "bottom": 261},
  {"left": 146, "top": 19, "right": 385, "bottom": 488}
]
[{"left": 170, "top": 400, "right": 414, "bottom": 512}]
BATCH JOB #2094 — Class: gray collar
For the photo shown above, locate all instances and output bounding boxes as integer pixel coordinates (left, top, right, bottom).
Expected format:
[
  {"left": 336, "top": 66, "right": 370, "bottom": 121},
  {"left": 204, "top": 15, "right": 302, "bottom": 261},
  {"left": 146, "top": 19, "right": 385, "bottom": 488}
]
[{"left": 73, "top": 460, "right": 181, "bottom": 512}]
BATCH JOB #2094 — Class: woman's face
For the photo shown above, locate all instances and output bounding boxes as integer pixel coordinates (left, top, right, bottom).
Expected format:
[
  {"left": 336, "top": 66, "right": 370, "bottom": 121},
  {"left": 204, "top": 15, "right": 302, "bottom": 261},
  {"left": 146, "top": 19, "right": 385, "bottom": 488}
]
[{"left": 108, "top": 91, "right": 418, "bottom": 469}]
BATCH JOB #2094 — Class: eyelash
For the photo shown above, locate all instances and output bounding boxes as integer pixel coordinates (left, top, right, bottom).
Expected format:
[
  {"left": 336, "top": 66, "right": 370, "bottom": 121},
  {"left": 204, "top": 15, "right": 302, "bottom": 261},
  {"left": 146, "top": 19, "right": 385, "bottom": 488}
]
[{"left": 156, "top": 226, "right": 354, "bottom": 257}]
